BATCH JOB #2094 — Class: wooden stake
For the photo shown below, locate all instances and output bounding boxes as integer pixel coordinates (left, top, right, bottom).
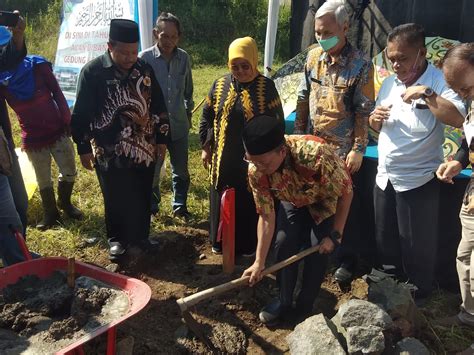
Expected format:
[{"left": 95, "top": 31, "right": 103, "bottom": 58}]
[{"left": 67, "top": 257, "right": 75, "bottom": 288}]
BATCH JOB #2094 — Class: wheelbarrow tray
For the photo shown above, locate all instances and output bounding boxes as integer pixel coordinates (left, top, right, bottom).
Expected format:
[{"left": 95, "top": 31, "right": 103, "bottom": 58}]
[{"left": 0, "top": 257, "right": 151, "bottom": 354}]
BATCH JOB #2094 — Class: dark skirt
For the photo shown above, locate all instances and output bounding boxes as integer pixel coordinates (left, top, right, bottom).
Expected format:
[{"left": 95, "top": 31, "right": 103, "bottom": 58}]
[
  {"left": 209, "top": 184, "right": 258, "bottom": 255},
  {"left": 96, "top": 164, "right": 154, "bottom": 246}
]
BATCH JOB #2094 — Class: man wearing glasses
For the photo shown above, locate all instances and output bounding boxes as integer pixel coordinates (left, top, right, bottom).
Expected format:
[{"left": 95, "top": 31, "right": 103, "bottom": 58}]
[
  {"left": 242, "top": 115, "right": 353, "bottom": 324},
  {"left": 369, "top": 23, "right": 465, "bottom": 301},
  {"left": 294, "top": 0, "right": 375, "bottom": 283}
]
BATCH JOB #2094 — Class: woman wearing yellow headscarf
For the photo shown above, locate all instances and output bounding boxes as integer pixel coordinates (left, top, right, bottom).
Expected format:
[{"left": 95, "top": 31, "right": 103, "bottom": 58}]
[{"left": 199, "top": 37, "right": 284, "bottom": 255}]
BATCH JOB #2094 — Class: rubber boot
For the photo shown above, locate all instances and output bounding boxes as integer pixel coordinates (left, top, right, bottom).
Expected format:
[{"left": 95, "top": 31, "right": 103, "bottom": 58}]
[
  {"left": 37, "top": 187, "right": 61, "bottom": 230},
  {"left": 57, "top": 181, "right": 84, "bottom": 220}
]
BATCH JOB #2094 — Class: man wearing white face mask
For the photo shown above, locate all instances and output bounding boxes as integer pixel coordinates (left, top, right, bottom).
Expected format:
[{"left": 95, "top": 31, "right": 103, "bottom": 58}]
[
  {"left": 295, "top": 0, "right": 375, "bottom": 283},
  {"left": 369, "top": 23, "right": 465, "bottom": 300}
]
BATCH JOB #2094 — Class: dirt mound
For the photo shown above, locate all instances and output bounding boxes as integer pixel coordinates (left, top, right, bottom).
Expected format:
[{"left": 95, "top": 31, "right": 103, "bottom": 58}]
[{"left": 0, "top": 272, "right": 128, "bottom": 353}]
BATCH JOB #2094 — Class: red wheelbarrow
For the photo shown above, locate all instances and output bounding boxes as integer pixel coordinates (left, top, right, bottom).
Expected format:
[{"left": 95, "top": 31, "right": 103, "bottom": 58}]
[{"left": 0, "top": 230, "right": 152, "bottom": 355}]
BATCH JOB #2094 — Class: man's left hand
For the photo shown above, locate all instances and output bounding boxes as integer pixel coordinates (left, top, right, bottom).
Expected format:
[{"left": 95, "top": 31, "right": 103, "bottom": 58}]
[
  {"left": 345, "top": 150, "right": 363, "bottom": 174},
  {"left": 401, "top": 85, "right": 428, "bottom": 104},
  {"left": 319, "top": 237, "right": 336, "bottom": 254}
]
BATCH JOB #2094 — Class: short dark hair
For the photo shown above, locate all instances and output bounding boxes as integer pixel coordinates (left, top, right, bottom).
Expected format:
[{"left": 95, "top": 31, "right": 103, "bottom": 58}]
[
  {"left": 442, "top": 42, "right": 474, "bottom": 68},
  {"left": 155, "top": 12, "right": 181, "bottom": 36},
  {"left": 387, "top": 23, "right": 425, "bottom": 48}
]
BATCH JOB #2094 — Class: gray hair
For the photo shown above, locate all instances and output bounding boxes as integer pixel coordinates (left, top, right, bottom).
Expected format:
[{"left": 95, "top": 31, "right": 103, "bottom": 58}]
[{"left": 315, "top": 0, "right": 349, "bottom": 26}]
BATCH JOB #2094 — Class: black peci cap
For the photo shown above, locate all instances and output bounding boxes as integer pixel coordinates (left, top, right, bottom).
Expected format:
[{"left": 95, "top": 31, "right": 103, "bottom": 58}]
[
  {"left": 109, "top": 19, "right": 139, "bottom": 43},
  {"left": 243, "top": 115, "right": 285, "bottom": 155}
]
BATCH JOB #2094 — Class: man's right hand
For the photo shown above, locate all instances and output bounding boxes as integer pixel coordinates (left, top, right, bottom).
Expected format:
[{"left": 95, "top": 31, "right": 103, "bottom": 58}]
[
  {"left": 80, "top": 153, "right": 95, "bottom": 170},
  {"left": 436, "top": 160, "right": 462, "bottom": 184},
  {"left": 369, "top": 105, "right": 392, "bottom": 131},
  {"left": 242, "top": 261, "right": 265, "bottom": 286}
]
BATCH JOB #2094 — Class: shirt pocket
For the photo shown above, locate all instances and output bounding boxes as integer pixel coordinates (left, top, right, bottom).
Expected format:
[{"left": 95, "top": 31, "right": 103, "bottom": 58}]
[
  {"left": 173, "top": 74, "right": 186, "bottom": 92},
  {"left": 410, "top": 105, "right": 433, "bottom": 134},
  {"left": 318, "top": 84, "right": 351, "bottom": 117}
]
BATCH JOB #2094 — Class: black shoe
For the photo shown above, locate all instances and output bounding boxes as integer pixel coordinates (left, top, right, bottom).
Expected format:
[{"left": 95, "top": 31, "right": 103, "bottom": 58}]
[
  {"left": 173, "top": 207, "right": 191, "bottom": 221},
  {"left": 259, "top": 299, "right": 291, "bottom": 325},
  {"left": 334, "top": 266, "right": 353, "bottom": 283},
  {"left": 109, "top": 242, "right": 126, "bottom": 257}
]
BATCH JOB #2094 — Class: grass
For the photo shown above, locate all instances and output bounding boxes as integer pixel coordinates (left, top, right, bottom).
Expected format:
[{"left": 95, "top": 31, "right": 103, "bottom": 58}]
[{"left": 10, "top": 65, "right": 229, "bottom": 260}]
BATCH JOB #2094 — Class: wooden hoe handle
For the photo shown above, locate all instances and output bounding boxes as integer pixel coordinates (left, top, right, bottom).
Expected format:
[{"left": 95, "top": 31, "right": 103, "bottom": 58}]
[{"left": 177, "top": 244, "right": 320, "bottom": 312}]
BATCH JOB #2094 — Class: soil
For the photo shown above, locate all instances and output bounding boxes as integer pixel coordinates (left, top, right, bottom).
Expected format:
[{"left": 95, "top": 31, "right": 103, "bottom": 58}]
[
  {"left": 0, "top": 272, "right": 129, "bottom": 354},
  {"left": 78, "top": 225, "right": 373, "bottom": 354}
]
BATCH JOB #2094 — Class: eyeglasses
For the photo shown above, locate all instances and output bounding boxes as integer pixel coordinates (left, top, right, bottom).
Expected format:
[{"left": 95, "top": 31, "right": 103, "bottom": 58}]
[
  {"left": 243, "top": 156, "right": 268, "bottom": 169},
  {"left": 231, "top": 63, "right": 251, "bottom": 72}
]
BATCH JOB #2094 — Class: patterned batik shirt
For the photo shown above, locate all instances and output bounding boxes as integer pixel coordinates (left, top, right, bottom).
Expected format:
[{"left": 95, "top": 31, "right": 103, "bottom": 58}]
[
  {"left": 71, "top": 51, "right": 169, "bottom": 170},
  {"left": 199, "top": 73, "right": 284, "bottom": 188},
  {"left": 248, "top": 135, "right": 353, "bottom": 224},
  {"left": 294, "top": 42, "right": 375, "bottom": 158}
]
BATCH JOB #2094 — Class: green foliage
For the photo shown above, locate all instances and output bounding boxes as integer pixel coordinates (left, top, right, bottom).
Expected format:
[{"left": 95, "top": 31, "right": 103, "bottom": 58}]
[
  {"left": 159, "top": 0, "right": 291, "bottom": 65},
  {"left": 23, "top": 0, "right": 62, "bottom": 62}
]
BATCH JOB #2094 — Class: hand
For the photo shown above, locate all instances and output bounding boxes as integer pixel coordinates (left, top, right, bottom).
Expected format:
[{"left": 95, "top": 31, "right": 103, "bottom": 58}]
[
  {"left": 464, "top": 195, "right": 474, "bottom": 214},
  {"left": 80, "top": 153, "right": 95, "bottom": 170},
  {"left": 242, "top": 261, "right": 265, "bottom": 286},
  {"left": 156, "top": 144, "right": 166, "bottom": 161},
  {"left": 345, "top": 150, "right": 363, "bottom": 174},
  {"left": 187, "top": 112, "right": 193, "bottom": 128},
  {"left": 401, "top": 85, "right": 428, "bottom": 104},
  {"left": 319, "top": 237, "right": 336, "bottom": 254},
  {"left": 10, "top": 10, "right": 26, "bottom": 39},
  {"left": 436, "top": 160, "right": 462, "bottom": 184},
  {"left": 369, "top": 105, "right": 392, "bottom": 130},
  {"left": 201, "top": 148, "right": 211, "bottom": 170}
]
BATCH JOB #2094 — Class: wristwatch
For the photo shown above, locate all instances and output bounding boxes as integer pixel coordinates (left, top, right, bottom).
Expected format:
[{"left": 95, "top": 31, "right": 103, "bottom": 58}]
[
  {"left": 329, "top": 230, "right": 342, "bottom": 246},
  {"left": 423, "top": 87, "right": 434, "bottom": 97}
]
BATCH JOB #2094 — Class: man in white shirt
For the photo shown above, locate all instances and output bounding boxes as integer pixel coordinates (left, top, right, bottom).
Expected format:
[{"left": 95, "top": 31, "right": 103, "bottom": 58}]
[{"left": 369, "top": 23, "right": 465, "bottom": 299}]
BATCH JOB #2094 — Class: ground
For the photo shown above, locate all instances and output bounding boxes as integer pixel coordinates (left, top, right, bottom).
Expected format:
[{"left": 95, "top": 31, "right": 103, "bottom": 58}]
[{"left": 4, "top": 66, "right": 474, "bottom": 354}]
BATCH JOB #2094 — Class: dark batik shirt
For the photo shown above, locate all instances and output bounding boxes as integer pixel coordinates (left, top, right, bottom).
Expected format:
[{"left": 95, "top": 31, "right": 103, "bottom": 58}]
[
  {"left": 71, "top": 51, "right": 169, "bottom": 170},
  {"left": 295, "top": 43, "right": 375, "bottom": 158}
]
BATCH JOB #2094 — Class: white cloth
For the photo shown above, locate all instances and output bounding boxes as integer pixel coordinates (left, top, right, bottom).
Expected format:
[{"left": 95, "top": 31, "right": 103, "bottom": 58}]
[{"left": 376, "top": 63, "right": 466, "bottom": 192}]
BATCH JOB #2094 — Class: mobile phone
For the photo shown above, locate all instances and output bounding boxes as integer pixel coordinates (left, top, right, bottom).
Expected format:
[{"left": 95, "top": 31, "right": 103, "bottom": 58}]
[{"left": 0, "top": 11, "right": 19, "bottom": 27}]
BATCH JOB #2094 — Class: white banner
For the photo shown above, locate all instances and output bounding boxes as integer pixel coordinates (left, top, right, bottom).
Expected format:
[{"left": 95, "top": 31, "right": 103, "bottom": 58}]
[{"left": 54, "top": 0, "right": 137, "bottom": 106}]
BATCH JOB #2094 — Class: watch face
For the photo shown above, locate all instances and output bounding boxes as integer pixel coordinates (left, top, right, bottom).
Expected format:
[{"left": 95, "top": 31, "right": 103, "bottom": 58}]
[{"left": 424, "top": 88, "right": 434, "bottom": 97}]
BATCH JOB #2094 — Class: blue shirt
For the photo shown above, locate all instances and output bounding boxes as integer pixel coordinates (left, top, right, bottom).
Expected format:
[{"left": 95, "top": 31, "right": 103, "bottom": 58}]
[
  {"left": 376, "top": 63, "right": 466, "bottom": 192},
  {"left": 139, "top": 45, "right": 194, "bottom": 141}
]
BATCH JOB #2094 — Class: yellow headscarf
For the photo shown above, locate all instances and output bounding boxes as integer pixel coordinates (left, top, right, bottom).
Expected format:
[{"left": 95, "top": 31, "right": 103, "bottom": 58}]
[{"left": 228, "top": 36, "right": 259, "bottom": 75}]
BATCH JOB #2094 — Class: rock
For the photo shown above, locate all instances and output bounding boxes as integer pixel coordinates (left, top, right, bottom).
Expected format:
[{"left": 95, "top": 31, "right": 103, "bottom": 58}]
[
  {"left": 287, "top": 313, "right": 346, "bottom": 355},
  {"left": 368, "top": 278, "right": 425, "bottom": 331},
  {"left": 331, "top": 299, "right": 392, "bottom": 338},
  {"left": 199, "top": 253, "right": 206, "bottom": 260},
  {"left": 351, "top": 278, "right": 369, "bottom": 300},
  {"left": 394, "top": 338, "right": 430, "bottom": 354},
  {"left": 346, "top": 325, "right": 385, "bottom": 355},
  {"left": 106, "top": 263, "right": 120, "bottom": 273}
]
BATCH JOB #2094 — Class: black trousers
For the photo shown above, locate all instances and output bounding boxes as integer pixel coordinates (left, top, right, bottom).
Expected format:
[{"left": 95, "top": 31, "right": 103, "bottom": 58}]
[
  {"left": 374, "top": 177, "right": 440, "bottom": 295},
  {"left": 96, "top": 164, "right": 154, "bottom": 246},
  {"left": 336, "top": 168, "right": 377, "bottom": 270},
  {"left": 275, "top": 201, "right": 333, "bottom": 313}
]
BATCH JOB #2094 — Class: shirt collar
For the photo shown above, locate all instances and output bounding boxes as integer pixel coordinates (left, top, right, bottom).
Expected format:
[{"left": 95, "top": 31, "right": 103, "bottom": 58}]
[
  {"left": 153, "top": 45, "right": 180, "bottom": 60},
  {"left": 319, "top": 40, "right": 352, "bottom": 67},
  {"left": 101, "top": 50, "right": 115, "bottom": 68}
]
